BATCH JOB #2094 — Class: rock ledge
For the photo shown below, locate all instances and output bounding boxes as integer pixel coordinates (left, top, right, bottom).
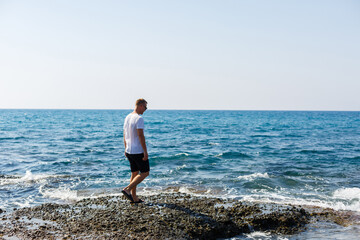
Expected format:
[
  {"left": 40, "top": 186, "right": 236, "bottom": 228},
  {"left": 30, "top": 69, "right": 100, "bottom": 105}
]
[{"left": 0, "top": 193, "right": 355, "bottom": 239}]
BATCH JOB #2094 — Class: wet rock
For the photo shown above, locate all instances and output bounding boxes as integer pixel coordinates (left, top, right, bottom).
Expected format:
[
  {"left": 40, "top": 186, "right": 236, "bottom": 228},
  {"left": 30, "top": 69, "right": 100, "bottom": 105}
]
[{"left": 0, "top": 193, "right": 357, "bottom": 239}]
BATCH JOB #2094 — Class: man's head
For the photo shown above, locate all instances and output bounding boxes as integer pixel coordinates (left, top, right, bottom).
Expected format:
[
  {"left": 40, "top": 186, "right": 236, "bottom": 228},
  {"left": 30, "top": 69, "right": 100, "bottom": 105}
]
[{"left": 135, "top": 98, "right": 148, "bottom": 114}]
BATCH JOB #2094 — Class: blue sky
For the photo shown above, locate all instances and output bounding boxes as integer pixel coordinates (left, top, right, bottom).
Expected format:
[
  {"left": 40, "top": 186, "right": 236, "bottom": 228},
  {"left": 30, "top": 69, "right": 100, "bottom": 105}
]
[{"left": 0, "top": 0, "right": 359, "bottom": 110}]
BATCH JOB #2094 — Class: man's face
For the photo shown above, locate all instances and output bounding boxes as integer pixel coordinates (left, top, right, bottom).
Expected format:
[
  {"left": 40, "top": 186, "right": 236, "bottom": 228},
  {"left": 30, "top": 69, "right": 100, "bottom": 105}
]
[{"left": 140, "top": 104, "right": 147, "bottom": 114}]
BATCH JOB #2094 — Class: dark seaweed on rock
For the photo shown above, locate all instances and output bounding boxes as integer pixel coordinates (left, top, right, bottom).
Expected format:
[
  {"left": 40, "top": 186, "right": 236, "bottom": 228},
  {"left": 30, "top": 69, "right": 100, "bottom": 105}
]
[{"left": 0, "top": 193, "right": 354, "bottom": 240}]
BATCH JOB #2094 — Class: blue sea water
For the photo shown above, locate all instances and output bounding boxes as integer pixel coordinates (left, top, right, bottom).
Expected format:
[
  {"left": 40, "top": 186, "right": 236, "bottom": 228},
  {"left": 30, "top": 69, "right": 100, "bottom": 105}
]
[{"left": 1, "top": 109, "right": 360, "bottom": 239}]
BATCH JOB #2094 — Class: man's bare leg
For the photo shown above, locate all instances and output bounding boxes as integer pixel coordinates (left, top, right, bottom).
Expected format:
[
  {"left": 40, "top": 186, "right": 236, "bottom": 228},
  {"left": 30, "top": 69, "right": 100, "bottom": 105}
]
[
  {"left": 123, "top": 171, "right": 149, "bottom": 201},
  {"left": 130, "top": 171, "right": 139, "bottom": 201}
]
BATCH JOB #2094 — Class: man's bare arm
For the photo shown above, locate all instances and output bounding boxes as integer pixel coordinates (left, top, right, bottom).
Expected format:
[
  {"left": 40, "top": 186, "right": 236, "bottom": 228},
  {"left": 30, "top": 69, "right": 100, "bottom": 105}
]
[
  {"left": 137, "top": 129, "right": 148, "bottom": 160},
  {"left": 123, "top": 133, "right": 127, "bottom": 156}
]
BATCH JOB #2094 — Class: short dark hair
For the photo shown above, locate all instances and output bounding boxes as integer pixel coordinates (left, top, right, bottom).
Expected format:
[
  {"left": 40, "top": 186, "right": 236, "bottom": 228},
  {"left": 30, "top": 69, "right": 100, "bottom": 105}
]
[{"left": 135, "top": 98, "right": 147, "bottom": 106}]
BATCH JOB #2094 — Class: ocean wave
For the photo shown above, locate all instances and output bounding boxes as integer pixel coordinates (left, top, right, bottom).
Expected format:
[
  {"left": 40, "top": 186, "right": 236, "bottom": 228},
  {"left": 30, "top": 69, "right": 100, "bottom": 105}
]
[
  {"left": 333, "top": 187, "right": 360, "bottom": 200},
  {"left": 39, "top": 186, "right": 126, "bottom": 202},
  {"left": 344, "top": 156, "right": 360, "bottom": 161},
  {"left": 251, "top": 134, "right": 279, "bottom": 138},
  {"left": 168, "top": 164, "right": 188, "bottom": 174},
  {"left": 215, "top": 152, "right": 251, "bottom": 159},
  {"left": 152, "top": 153, "right": 196, "bottom": 161},
  {"left": 175, "top": 153, "right": 189, "bottom": 157},
  {"left": 148, "top": 120, "right": 164, "bottom": 125},
  {"left": 0, "top": 170, "right": 69, "bottom": 185},
  {"left": 242, "top": 192, "right": 360, "bottom": 212},
  {"left": 244, "top": 231, "right": 288, "bottom": 240},
  {"left": 140, "top": 185, "right": 225, "bottom": 197},
  {"left": 63, "top": 137, "right": 86, "bottom": 142},
  {"left": 163, "top": 185, "right": 360, "bottom": 212},
  {"left": 39, "top": 186, "right": 83, "bottom": 201},
  {"left": 237, "top": 173, "right": 270, "bottom": 180},
  {"left": 140, "top": 185, "right": 360, "bottom": 212},
  {"left": 33, "top": 184, "right": 360, "bottom": 213},
  {"left": 0, "top": 136, "right": 26, "bottom": 141},
  {"left": 299, "top": 149, "right": 334, "bottom": 154},
  {"left": 208, "top": 142, "right": 220, "bottom": 146},
  {"left": 283, "top": 134, "right": 302, "bottom": 138},
  {"left": 176, "top": 164, "right": 187, "bottom": 170}
]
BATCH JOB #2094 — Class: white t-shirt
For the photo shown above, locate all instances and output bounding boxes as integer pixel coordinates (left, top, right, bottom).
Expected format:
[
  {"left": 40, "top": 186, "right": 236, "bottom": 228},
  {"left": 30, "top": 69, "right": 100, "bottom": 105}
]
[{"left": 123, "top": 113, "right": 145, "bottom": 154}]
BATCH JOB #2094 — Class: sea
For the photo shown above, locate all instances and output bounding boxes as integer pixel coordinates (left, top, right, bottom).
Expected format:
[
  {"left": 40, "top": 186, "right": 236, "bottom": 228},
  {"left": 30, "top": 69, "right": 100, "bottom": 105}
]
[{"left": 1, "top": 109, "right": 359, "bottom": 239}]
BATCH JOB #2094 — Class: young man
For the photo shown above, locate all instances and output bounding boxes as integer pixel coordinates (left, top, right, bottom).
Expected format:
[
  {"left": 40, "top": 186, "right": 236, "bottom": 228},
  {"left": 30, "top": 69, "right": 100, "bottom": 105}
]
[{"left": 122, "top": 99, "right": 149, "bottom": 203}]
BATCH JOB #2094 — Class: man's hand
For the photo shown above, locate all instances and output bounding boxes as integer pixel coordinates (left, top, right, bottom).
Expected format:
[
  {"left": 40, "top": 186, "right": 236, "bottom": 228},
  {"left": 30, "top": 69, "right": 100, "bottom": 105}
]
[{"left": 143, "top": 152, "right": 148, "bottom": 161}]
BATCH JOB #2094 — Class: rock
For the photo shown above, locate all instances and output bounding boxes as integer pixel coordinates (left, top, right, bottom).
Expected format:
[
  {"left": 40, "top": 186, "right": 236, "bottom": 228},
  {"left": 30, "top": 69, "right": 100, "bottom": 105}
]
[{"left": 0, "top": 193, "right": 356, "bottom": 239}]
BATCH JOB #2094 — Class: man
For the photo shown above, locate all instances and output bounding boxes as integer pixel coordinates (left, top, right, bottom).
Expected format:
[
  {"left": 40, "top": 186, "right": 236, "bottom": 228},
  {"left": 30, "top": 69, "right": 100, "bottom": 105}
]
[{"left": 122, "top": 99, "right": 149, "bottom": 203}]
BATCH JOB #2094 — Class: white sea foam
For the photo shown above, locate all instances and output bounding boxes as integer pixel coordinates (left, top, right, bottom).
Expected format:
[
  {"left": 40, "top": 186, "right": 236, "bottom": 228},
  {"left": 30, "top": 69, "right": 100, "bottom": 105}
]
[
  {"left": 39, "top": 186, "right": 84, "bottom": 201},
  {"left": 21, "top": 170, "right": 50, "bottom": 182},
  {"left": 169, "top": 164, "right": 188, "bottom": 174},
  {"left": 176, "top": 164, "right": 187, "bottom": 170},
  {"left": 175, "top": 153, "right": 189, "bottom": 157},
  {"left": 243, "top": 231, "right": 289, "bottom": 240},
  {"left": 241, "top": 191, "right": 360, "bottom": 213},
  {"left": 237, "top": 173, "right": 269, "bottom": 180},
  {"left": 39, "top": 186, "right": 127, "bottom": 202},
  {"left": 178, "top": 186, "right": 195, "bottom": 194},
  {"left": 0, "top": 170, "right": 64, "bottom": 185},
  {"left": 208, "top": 142, "right": 220, "bottom": 146},
  {"left": 13, "top": 199, "right": 32, "bottom": 208},
  {"left": 333, "top": 187, "right": 360, "bottom": 200},
  {"left": 33, "top": 184, "right": 360, "bottom": 214},
  {"left": 223, "top": 186, "right": 360, "bottom": 213}
]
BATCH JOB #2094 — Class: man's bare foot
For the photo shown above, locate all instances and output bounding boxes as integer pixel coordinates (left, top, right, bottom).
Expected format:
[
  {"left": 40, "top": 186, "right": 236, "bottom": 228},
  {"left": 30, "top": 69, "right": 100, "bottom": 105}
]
[
  {"left": 132, "top": 196, "right": 140, "bottom": 202},
  {"left": 122, "top": 188, "right": 131, "bottom": 195},
  {"left": 132, "top": 199, "right": 144, "bottom": 204},
  {"left": 121, "top": 188, "right": 133, "bottom": 202}
]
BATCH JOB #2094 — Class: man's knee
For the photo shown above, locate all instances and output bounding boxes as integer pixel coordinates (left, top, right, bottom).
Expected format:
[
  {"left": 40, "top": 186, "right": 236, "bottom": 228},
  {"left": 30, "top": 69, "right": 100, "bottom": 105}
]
[{"left": 141, "top": 171, "right": 149, "bottom": 178}]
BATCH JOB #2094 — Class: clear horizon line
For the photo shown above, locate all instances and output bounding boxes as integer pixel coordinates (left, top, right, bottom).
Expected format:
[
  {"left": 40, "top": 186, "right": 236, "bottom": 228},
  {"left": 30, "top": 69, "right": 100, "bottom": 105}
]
[{"left": 0, "top": 108, "right": 359, "bottom": 112}]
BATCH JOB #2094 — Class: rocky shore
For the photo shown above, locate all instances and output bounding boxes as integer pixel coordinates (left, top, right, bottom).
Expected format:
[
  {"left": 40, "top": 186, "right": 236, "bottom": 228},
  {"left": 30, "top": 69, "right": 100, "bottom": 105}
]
[{"left": 0, "top": 193, "right": 358, "bottom": 239}]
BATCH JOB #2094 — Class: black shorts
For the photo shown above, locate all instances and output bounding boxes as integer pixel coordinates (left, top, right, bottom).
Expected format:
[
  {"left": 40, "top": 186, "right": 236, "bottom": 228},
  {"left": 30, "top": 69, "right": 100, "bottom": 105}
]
[{"left": 125, "top": 153, "right": 150, "bottom": 173}]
